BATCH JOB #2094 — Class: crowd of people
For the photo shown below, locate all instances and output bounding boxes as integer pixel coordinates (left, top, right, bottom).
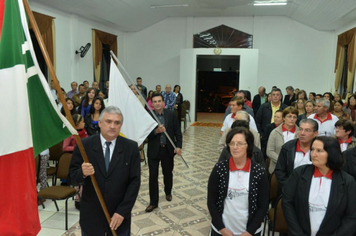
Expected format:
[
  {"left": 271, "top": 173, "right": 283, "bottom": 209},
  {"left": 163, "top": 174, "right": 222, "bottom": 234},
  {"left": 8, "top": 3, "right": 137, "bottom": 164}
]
[
  {"left": 41, "top": 79, "right": 356, "bottom": 235},
  {"left": 210, "top": 85, "right": 356, "bottom": 235},
  {"left": 39, "top": 77, "right": 186, "bottom": 235}
]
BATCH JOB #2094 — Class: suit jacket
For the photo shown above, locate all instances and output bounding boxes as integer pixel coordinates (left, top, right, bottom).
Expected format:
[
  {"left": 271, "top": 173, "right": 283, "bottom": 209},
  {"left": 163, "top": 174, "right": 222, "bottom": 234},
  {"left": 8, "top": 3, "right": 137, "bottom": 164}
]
[
  {"left": 283, "top": 165, "right": 356, "bottom": 236},
  {"left": 283, "top": 94, "right": 296, "bottom": 106},
  {"left": 252, "top": 94, "right": 267, "bottom": 116},
  {"left": 147, "top": 109, "right": 182, "bottom": 159},
  {"left": 343, "top": 146, "right": 356, "bottom": 180},
  {"left": 274, "top": 139, "right": 298, "bottom": 191},
  {"left": 255, "top": 102, "right": 288, "bottom": 133},
  {"left": 68, "top": 135, "right": 141, "bottom": 235}
]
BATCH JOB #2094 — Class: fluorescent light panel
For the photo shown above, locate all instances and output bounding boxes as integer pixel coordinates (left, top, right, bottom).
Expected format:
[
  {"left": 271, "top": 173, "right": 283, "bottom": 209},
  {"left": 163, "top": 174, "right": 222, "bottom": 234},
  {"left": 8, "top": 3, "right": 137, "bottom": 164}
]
[
  {"left": 150, "top": 4, "right": 189, "bottom": 8},
  {"left": 254, "top": 2, "right": 287, "bottom": 6}
]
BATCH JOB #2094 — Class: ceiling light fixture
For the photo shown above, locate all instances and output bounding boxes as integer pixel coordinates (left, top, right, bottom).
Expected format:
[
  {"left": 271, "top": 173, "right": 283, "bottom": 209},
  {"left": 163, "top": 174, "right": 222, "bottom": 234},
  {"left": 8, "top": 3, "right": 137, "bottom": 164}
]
[
  {"left": 150, "top": 4, "right": 189, "bottom": 9},
  {"left": 254, "top": 2, "right": 287, "bottom": 6}
]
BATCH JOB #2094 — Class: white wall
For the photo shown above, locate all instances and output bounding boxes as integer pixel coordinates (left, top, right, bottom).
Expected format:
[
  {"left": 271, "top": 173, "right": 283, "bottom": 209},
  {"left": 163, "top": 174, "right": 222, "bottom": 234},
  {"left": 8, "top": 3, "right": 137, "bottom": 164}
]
[
  {"left": 30, "top": 2, "right": 126, "bottom": 92},
  {"left": 29, "top": 2, "right": 338, "bottom": 105},
  {"left": 125, "top": 16, "right": 335, "bottom": 96},
  {"left": 180, "top": 49, "right": 259, "bottom": 121}
]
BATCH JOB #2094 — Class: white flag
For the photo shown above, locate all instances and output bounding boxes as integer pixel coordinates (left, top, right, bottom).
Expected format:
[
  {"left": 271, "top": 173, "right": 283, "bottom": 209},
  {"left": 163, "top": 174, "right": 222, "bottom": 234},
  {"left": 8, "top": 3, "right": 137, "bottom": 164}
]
[{"left": 108, "top": 58, "right": 157, "bottom": 146}]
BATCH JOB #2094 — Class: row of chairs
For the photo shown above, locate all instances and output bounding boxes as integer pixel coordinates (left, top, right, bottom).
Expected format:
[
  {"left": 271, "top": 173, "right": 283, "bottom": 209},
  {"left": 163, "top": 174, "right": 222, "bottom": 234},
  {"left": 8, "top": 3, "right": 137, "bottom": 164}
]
[
  {"left": 263, "top": 171, "right": 288, "bottom": 236},
  {"left": 35, "top": 143, "right": 78, "bottom": 230}
]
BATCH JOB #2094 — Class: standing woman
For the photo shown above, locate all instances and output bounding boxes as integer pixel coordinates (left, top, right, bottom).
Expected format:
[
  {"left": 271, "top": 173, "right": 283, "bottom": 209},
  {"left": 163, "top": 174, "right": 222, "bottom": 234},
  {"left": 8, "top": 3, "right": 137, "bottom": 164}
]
[
  {"left": 323, "top": 92, "right": 335, "bottom": 112},
  {"left": 297, "top": 90, "right": 307, "bottom": 100},
  {"left": 79, "top": 87, "right": 97, "bottom": 118},
  {"left": 295, "top": 98, "right": 306, "bottom": 116},
  {"left": 84, "top": 97, "right": 105, "bottom": 136},
  {"left": 343, "top": 94, "right": 356, "bottom": 124},
  {"left": 332, "top": 100, "right": 350, "bottom": 120},
  {"left": 297, "top": 100, "right": 315, "bottom": 125},
  {"left": 173, "top": 85, "right": 184, "bottom": 119},
  {"left": 61, "top": 98, "right": 78, "bottom": 116},
  {"left": 208, "top": 127, "right": 269, "bottom": 236},
  {"left": 283, "top": 136, "right": 356, "bottom": 236},
  {"left": 267, "top": 106, "right": 299, "bottom": 174}
]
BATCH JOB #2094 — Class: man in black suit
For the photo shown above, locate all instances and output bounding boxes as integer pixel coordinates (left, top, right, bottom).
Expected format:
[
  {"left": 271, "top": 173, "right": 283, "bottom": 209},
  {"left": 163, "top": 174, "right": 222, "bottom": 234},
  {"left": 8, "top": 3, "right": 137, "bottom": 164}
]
[
  {"left": 283, "top": 86, "right": 296, "bottom": 106},
  {"left": 252, "top": 86, "right": 267, "bottom": 116},
  {"left": 255, "top": 88, "right": 287, "bottom": 133},
  {"left": 145, "top": 93, "right": 183, "bottom": 212},
  {"left": 69, "top": 106, "right": 141, "bottom": 236}
]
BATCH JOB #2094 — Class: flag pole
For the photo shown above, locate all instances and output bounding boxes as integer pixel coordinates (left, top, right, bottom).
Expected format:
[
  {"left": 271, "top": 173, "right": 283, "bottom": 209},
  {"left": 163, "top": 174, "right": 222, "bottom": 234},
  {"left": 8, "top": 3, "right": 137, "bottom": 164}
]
[
  {"left": 22, "top": 1, "right": 117, "bottom": 235},
  {"left": 110, "top": 51, "right": 189, "bottom": 168}
]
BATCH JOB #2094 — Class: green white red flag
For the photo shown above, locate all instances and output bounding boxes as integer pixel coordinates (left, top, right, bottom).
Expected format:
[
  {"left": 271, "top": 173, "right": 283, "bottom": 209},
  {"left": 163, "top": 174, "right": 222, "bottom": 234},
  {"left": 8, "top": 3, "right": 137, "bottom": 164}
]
[{"left": 0, "top": 0, "right": 77, "bottom": 235}]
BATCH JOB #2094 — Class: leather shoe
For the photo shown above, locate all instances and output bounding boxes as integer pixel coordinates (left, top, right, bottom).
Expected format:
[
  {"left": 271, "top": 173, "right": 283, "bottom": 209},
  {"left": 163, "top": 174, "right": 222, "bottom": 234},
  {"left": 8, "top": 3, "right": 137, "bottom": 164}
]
[
  {"left": 145, "top": 205, "right": 157, "bottom": 212},
  {"left": 166, "top": 194, "right": 172, "bottom": 201}
]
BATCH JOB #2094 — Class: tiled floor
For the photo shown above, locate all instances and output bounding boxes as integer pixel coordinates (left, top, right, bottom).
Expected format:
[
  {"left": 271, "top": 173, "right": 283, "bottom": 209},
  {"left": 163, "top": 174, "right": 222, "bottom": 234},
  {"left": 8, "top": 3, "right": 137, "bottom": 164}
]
[{"left": 38, "top": 112, "right": 226, "bottom": 236}]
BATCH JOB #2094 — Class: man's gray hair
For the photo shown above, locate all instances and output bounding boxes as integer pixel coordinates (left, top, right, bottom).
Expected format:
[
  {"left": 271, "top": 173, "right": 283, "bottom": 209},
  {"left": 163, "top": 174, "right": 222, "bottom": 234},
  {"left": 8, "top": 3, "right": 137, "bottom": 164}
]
[
  {"left": 316, "top": 98, "right": 330, "bottom": 109},
  {"left": 99, "top": 106, "right": 124, "bottom": 124},
  {"left": 235, "top": 111, "right": 250, "bottom": 123},
  {"left": 299, "top": 118, "right": 318, "bottom": 132}
]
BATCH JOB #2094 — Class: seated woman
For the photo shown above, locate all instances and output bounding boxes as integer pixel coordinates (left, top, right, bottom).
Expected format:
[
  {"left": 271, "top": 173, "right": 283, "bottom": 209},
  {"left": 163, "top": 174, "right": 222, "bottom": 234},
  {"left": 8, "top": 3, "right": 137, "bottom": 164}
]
[
  {"left": 343, "top": 94, "right": 356, "bottom": 125},
  {"left": 283, "top": 136, "right": 356, "bottom": 236},
  {"left": 261, "top": 110, "right": 283, "bottom": 158},
  {"left": 85, "top": 97, "right": 105, "bottom": 136},
  {"left": 208, "top": 127, "right": 269, "bottom": 236},
  {"left": 267, "top": 106, "right": 299, "bottom": 174}
]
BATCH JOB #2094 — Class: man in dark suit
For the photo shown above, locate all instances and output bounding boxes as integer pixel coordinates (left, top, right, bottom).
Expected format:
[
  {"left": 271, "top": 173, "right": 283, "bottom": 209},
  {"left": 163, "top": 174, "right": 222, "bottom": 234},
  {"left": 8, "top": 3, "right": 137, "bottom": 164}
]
[
  {"left": 145, "top": 93, "right": 183, "bottom": 212},
  {"left": 252, "top": 86, "right": 267, "bottom": 116},
  {"left": 283, "top": 86, "right": 296, "bottom": 106},
  {"left": 69, "top": 106, "right": 141, "bottom": 236},
  {"left": 255, "top": 88, "right": 287, "bottom": 133}
]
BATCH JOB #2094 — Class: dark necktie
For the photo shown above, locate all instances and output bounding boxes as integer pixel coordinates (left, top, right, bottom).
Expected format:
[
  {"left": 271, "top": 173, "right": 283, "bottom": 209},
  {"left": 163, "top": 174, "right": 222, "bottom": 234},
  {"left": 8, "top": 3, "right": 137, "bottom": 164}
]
[{"left": 105, "top": 141, "right": 111, "bottom": 171}]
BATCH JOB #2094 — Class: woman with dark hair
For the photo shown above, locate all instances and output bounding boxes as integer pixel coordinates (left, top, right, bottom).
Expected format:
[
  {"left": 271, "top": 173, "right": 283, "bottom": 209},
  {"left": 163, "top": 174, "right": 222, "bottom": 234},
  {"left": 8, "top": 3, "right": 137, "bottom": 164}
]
[
  {"left": 208, "top": 127, "right": 269, "bottom": 236},
  {"left": 332, "top": 100, "right": 350, "bottom": 120},
  {"left": 283, "top": 136, "right": 356, "bottom": 236},
  {"left": 84, "top": 97, "right": 105, "bottom": 136},
  {"left": 79, "top": 87, "right": 97, "bottom": 118},
  {"left": 267, "top": 106, "right": 299, "bottom": 174},
  {"left": 146, "top": 90, "right": 154, "bottom": 102},
  {"left": 61, "top": 98, "right": 78, "bottom": 116},
  {"left": 323, "top": 92, "right": 334, "bottom": 112},
  {"left": 173, "top": 85, "right": 184, "bottom": 119},
  {"left": 343, "top": 94, "right": 356, "bottom": 124}
]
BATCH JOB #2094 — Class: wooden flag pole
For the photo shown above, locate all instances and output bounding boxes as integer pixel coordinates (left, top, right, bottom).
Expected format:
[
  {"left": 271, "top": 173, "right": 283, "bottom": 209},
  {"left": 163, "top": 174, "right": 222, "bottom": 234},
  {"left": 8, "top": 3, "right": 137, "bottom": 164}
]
[{"left": 22, "top": 1, "right": 117, "bottom": 235}]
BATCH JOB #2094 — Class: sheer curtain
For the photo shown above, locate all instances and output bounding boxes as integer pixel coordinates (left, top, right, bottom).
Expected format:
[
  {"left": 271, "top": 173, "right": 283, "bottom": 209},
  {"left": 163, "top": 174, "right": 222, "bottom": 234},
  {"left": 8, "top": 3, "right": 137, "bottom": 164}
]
[{"left": 334, "top": 28, "right": 356, "bottom": 97}]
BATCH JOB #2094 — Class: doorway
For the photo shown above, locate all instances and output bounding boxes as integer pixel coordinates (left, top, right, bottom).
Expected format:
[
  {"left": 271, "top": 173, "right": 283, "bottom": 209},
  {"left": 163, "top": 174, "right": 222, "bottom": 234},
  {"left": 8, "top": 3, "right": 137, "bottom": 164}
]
[{"left": 196, "top": 55, "right": 240, "bottom": 121}]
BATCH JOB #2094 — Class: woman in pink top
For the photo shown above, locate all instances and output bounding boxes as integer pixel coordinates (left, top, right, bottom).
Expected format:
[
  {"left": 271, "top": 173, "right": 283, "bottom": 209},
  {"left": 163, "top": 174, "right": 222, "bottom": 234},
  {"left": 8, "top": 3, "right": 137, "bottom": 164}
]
[{"left": 63, "top": 114, "right": 88, "bottom": 152}]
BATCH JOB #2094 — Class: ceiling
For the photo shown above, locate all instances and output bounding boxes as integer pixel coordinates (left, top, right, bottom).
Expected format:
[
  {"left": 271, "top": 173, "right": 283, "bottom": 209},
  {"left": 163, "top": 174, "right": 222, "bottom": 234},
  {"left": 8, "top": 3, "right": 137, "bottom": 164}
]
[{"left": 30, "top": 0, "right": 356, "bottom": 32}]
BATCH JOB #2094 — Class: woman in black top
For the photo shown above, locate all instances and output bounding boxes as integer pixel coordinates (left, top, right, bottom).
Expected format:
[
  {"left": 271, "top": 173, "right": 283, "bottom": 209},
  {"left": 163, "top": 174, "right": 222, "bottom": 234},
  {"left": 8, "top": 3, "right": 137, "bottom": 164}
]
[
  {"left": 84, "top": 97, "right": 105, "bottom": 136},
  {"left": 283, "top": 136, "right": 356, "bottom": 236},
  {"left": 173, "top": 85, "right": 183, "bottom": 119}
]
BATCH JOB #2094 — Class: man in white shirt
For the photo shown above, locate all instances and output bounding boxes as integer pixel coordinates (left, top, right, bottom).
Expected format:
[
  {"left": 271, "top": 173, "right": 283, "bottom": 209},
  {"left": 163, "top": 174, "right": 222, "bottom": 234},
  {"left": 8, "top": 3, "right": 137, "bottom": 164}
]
[
  {"left": 308, "top": 98, "right": 338, "bottom": 136},
  {"left": 221, "top": 97, "right": 257, "bottom": 135}
]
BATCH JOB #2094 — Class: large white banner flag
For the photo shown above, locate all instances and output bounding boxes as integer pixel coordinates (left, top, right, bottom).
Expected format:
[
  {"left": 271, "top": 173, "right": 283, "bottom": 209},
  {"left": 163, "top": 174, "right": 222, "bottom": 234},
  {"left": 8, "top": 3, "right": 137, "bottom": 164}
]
[{"left": 108, "top": 58, "right": 157, "bottom": 146}]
